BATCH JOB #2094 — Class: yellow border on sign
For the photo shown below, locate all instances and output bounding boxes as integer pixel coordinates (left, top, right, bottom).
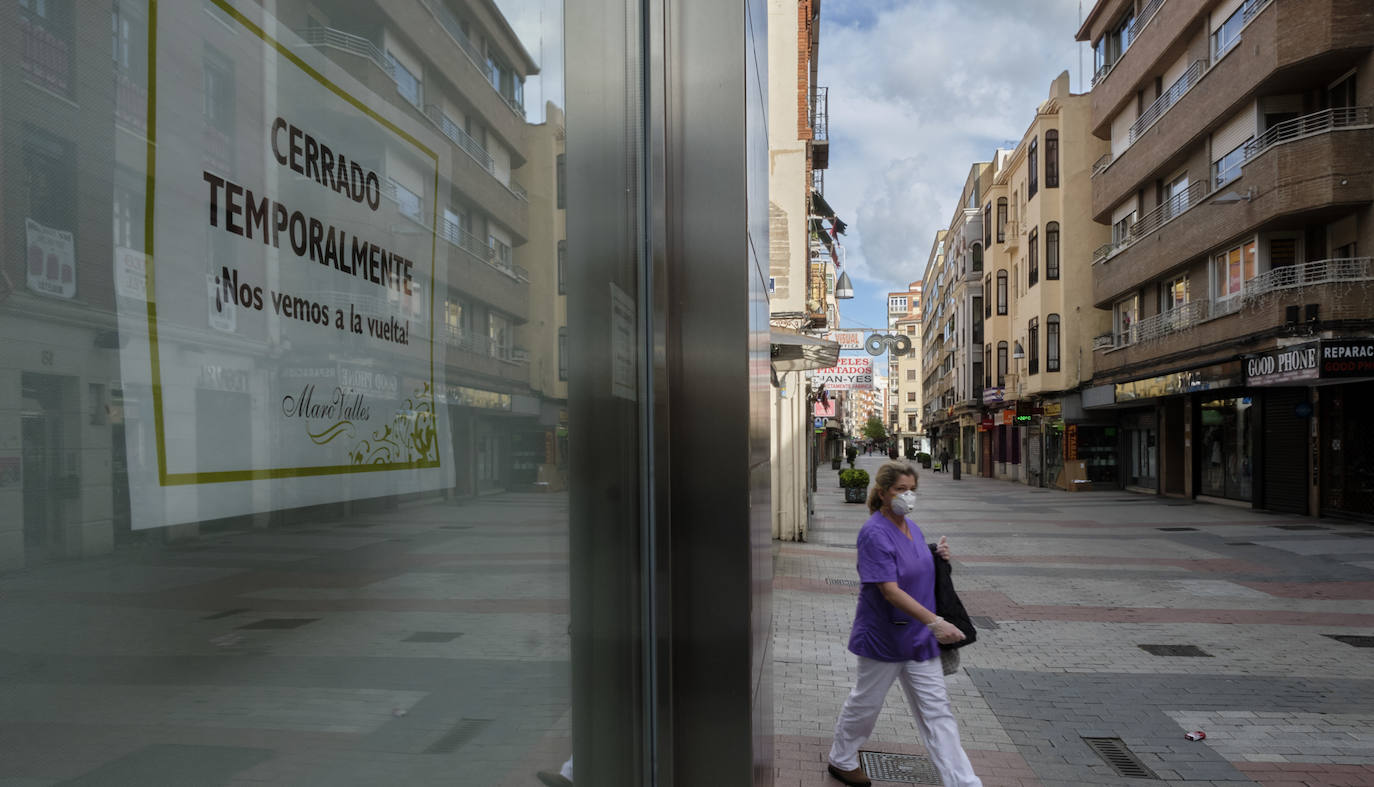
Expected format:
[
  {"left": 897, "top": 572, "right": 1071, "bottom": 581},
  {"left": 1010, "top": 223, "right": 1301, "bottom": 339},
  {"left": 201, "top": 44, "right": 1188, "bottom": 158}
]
[{"left": 144, "top": 0, "right": 441, "bottom": 486}]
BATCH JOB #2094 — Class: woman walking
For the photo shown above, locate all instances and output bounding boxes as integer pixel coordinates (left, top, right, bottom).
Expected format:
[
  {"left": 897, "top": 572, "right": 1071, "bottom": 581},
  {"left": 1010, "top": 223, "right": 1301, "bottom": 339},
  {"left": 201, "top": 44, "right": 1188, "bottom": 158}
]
[{"left": 827, "top": 461, "right": 981, "bottom": 787}]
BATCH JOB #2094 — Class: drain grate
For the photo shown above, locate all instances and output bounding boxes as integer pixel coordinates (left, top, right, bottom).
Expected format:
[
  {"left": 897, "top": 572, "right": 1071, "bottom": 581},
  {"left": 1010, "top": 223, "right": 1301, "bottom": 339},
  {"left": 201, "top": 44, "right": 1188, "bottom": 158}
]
[
  {"left": 1157, "top": 527, "right": 1197, "bottom": 531},
  {"left": 425, "top": 718, "right": 494, "bottom": 753},
  {"left": 403, "top": 631, "right": 464, "bottom": 643},
  {"left": 1324, "top": 634, "right": 1374, "bottom": 648},
  {"left": 1339, "top": 532, "right": 1374, "bottom": 538},
  {"left": 859, "top": 751, "right": 942, "bottom": 784},
  {"left": 1226, "top": 542, "right": 1256, "bottom": 546},
  {"left": 970, "top": 615, "right": 1001, "bottom": 630},
  {"left": 1139, "top": 644, "right": 1212, "bottom": 657},
  {"left": 237, "top": 618, "right": 318, "bottom": 630},
  {"left": 825, "top": 578, "right": 860, "bottom": 587},
  {"left": 1273, "top": 524, "right": 1327, "bottom": 531},
  {"left": 202, "top": 608, "right": 251, "bottom": 620},
  {"left": 1082, "top": 737, "right": 1159, "bottom": 780}
]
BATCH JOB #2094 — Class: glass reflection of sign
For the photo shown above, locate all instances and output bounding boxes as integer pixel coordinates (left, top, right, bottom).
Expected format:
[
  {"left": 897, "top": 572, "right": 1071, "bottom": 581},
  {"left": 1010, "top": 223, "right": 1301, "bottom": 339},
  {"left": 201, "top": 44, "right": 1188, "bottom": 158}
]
[
  {"left": 828, "top": 331, "right": 864, "bottom": 350},
  {"left": 110, "top": 0, "right": 451, "bottom": 530},
  {"left": 812, "top": 357, "right": 873, "bottom": 391},
  {"left": 443, "top": 385, "right": 512, "bottom": 411},
  {"left": 1115, "top": 362, "right": 1242, "bottom": 401}
]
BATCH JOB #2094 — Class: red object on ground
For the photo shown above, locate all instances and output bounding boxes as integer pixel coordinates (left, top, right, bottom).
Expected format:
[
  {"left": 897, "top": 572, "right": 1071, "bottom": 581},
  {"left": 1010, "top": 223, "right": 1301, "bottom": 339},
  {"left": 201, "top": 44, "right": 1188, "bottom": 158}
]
[{"left": 1185, "top": 731, "right": 1206, "bottom": 741}]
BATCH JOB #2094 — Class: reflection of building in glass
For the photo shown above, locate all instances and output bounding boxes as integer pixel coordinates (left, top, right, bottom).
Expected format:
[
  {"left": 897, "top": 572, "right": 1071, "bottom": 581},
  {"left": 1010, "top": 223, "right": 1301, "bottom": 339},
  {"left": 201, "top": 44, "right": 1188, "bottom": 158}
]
[{"left": 0, "top": 0, "right": 560, "bottom": 569}]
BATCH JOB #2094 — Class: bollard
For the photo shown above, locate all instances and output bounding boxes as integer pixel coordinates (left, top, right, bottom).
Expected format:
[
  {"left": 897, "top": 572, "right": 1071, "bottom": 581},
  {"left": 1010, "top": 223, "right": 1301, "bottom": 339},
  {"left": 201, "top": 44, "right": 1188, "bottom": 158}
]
[{"left": 952, "top": 459, "right": 961, "bottom": 480}]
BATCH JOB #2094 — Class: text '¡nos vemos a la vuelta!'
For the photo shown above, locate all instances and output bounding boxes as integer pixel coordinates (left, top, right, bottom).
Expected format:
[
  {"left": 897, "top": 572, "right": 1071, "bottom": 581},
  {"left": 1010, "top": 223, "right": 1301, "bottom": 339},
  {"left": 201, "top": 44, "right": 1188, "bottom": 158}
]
[{"left": 201, "top": 116, "right": 414, "bottom": 297}]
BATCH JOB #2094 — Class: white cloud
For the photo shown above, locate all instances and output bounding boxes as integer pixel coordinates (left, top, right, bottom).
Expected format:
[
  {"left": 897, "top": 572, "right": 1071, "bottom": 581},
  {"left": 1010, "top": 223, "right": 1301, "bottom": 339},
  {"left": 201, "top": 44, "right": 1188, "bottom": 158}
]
[{"left": 821, "top": 0, "right": 1086, "bottom": 305}]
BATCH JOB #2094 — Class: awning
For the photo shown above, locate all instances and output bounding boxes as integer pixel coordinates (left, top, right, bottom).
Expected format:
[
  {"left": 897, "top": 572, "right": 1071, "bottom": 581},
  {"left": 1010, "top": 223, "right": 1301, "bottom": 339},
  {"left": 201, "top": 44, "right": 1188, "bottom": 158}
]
[
  {"left": 770, "top": 327, "right": 840, "bottom": 372},
  {"left": 809, "top": 190, "right": 848, "bottom": 235}
]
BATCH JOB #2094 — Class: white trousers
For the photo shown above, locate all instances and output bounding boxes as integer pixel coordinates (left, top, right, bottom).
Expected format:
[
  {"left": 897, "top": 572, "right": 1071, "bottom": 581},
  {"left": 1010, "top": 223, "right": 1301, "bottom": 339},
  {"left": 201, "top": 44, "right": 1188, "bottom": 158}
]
[{"left": 829, "top": 655, "right": 981, "bottom": 787}]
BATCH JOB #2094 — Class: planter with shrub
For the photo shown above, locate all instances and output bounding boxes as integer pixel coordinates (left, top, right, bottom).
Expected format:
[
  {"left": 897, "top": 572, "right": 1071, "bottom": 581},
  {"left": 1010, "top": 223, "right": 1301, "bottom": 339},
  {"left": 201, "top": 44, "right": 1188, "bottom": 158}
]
[
  {"left": 839, "top": 468, "right": 869, "bottom": 504},
  {"left": 916, "top": 452, "right": 931, "bottom": 469}
]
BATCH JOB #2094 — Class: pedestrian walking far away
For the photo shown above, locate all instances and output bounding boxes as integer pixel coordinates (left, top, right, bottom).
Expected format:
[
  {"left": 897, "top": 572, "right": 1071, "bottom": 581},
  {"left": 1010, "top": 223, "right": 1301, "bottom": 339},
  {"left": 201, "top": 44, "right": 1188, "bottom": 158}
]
[{"left": 826, "top": 460, "right": 982, "bottom": 787}]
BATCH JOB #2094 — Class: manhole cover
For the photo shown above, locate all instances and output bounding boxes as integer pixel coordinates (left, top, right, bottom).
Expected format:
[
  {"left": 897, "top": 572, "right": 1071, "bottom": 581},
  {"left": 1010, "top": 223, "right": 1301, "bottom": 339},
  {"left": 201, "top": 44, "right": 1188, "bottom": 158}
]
[
  {"left": 970, "top": 615, "right": 1000, "bottom": 630},
  {"left": 859, "top": 751, "right": 942, "bottom": 784},
  {"left": 1138, "top": 644, "right": 1212, "bottom": 657},
  {"left": 424, "top": 718, "right": 493, "bottom": 753},
  {"left": 202, "top": 608, "right": 251, "bottom": 620},
  {"left": 237, "top": 618, "right": 319, "bottom": 630},
  {"left": 403, "top": 631, "right": 464, "bottom": 643},
  {"left": 1324, "top": 634, "right": 1374, "bottom": 648},
  {"left": 1082, "top": 737, "right": 1159, "bottom": 780},
  {"left": 1158, "top": 527, "right": 1197, "bottom": 531}
]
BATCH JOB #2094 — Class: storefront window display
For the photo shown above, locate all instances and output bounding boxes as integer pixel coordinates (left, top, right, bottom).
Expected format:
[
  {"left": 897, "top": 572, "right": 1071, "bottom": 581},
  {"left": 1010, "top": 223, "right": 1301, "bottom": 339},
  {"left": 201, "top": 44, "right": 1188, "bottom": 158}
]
[
  {"left": 1068, "top": 425, "right": 1118, "bottom": 485},
  {"left": 1199, "top": 397, "right": 1253, "bottom": 501}
]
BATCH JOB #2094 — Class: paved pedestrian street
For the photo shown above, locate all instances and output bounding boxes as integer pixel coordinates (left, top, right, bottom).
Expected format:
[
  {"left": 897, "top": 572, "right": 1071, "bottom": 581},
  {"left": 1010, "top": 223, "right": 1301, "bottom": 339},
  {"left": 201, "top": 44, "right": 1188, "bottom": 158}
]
[{"left": 776, "top": 455, "right": 1374, "bottom": 787}]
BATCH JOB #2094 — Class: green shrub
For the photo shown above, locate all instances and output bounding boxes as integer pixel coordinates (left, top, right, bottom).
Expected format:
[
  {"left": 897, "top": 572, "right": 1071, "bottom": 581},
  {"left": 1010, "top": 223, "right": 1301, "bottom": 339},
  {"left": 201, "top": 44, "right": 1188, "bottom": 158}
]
[
  {"left": 916, "top": 452, "right": 931, "bottom": 463},
  {"left": 839, "top": 468, "right": 870, "bottom": 489}
]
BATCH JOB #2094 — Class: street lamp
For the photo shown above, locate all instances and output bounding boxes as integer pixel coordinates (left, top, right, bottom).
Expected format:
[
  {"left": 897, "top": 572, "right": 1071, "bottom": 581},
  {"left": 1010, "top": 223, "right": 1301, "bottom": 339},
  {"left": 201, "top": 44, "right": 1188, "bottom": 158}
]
[{"left": 835, "top": 270, "right": 854, "bottom": 300}]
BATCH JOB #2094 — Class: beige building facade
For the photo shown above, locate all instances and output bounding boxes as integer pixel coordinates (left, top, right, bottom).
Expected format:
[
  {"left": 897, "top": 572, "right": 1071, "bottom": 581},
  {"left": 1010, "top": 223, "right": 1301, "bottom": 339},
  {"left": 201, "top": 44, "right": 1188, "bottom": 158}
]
[{"left": 767, "top": 0, "right": 840, "bottom": 541}]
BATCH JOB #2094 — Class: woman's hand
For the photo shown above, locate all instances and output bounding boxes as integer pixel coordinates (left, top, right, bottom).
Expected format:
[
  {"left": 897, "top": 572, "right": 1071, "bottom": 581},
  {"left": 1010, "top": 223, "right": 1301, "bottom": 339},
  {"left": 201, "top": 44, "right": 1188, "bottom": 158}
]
[
  {"left": 930, "top": 618, "right": 965, "bottom": 645},
  {"left": 935, "top": 536, "right": 952, "bottom": 562}
]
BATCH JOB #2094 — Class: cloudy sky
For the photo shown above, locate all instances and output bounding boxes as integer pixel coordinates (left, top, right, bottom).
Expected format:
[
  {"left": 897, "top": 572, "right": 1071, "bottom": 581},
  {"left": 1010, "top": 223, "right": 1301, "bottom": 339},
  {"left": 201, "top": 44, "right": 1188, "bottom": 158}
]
[
  {"left": 821, "top": 0, "right": 1088, "bottom": 336},
  {"left": 496, "top": 0, "right": 1089, "bottom": 356}
]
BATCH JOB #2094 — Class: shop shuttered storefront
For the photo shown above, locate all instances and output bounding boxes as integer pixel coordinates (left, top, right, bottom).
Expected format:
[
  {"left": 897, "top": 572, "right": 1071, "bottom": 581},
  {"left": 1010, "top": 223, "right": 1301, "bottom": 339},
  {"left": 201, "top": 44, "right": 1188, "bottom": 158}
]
[{"left": 1261, "top": 390, "right": 1309, "bottom": 514}]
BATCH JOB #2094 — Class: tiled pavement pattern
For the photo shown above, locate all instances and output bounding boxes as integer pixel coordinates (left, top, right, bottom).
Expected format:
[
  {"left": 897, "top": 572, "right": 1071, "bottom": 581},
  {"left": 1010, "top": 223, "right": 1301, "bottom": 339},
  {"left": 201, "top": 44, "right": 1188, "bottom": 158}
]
[
  {"left": 0, "top": 495, "right": 574, "bottom": 786},
  {"left": 776, "top": 455, "right": 1374, "bottom": 787}
]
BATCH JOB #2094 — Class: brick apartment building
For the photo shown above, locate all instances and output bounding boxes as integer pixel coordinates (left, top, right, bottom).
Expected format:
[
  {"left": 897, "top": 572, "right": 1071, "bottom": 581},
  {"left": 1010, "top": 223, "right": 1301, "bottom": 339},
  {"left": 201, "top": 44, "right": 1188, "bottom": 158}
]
[{"left": 1077, "top": 0, "right": 1374, "bottom": 517}]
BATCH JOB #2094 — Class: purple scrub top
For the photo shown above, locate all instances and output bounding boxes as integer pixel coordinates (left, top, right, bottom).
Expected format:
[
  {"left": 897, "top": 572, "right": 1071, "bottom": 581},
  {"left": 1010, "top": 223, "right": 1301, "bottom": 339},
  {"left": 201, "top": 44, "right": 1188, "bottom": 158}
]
[{"left": 847, "top": 509, "right": 939, "bottom": 663}]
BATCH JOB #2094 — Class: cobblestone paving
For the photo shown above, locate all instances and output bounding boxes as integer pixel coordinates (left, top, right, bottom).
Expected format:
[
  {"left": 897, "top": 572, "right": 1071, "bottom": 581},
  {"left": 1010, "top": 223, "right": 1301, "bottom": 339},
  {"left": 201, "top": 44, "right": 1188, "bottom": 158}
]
[{"left": 776, "top": 456, "right": 1374, "bottom": 787}]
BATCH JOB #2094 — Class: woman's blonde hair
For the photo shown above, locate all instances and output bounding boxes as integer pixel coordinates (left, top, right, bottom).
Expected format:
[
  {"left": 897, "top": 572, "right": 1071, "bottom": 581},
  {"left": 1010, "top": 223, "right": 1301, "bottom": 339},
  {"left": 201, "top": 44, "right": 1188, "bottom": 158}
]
[{"left": 866, "top": 460, "right": 919, "bottom": 513}]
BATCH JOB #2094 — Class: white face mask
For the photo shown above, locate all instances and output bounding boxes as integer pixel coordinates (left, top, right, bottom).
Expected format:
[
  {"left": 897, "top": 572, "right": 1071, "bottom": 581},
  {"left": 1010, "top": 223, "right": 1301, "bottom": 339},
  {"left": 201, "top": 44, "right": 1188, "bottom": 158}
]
[{"left": 889, "top": 490, "right": 918, "bottom": 516}]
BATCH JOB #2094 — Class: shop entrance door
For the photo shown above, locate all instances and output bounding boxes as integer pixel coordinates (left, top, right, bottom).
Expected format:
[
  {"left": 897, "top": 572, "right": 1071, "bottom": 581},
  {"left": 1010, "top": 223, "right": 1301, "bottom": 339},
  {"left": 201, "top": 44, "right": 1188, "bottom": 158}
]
[
  {"left": 1323, "top": 383, "right": 1374, "bottom": 517},
  {"left": 21, "top": 373, "right": 69, "bottom": 563},
  {"left": 1127, "top": 427, "right": 1157, "bottom": 490}
]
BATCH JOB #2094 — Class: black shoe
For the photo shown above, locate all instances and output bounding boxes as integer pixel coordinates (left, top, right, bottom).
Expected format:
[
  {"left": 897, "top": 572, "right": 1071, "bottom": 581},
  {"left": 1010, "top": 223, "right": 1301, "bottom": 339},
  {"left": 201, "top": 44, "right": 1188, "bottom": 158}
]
[
  {"left": 827, "top": 762, "right": 872, "bottom": 786},
  {"left": 536, "top": 771, "right": 572, "bottom": 787}
]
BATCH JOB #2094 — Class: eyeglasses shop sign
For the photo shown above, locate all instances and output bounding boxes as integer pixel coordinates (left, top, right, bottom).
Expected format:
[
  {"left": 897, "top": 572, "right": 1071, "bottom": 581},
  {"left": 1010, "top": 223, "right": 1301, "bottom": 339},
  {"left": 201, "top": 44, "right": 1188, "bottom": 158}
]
[{"left": 1246, "top": 340, "right": 1374, "bottom": 386}]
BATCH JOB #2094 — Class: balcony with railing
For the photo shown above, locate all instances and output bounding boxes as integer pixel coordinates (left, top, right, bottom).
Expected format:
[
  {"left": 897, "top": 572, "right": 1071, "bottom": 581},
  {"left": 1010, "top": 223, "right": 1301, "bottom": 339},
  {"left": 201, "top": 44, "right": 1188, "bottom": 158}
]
[
  {"left": 295, "top": 26, "right": 393, "bottom": 80},
  {"left": 1089, "top": 0, "right": 1166, "bottom": 89},
  {"left": 1245, "top": 106, "right": 1371, "bottom": 161},
  {"left": 416, "top": 0, "right": 524, "bottom": 119},
  {"left": 1093, "top": 106, "right": 1372, "bottom": 283},
  {"left": 1127, "top": 59, "right": 1207, "bottom": 146},
  {"left": 424, "top": 105, "right": 492, "bottom": 168},
  {"left": 114, "top": 68, "right": 148, "bottom": 135},
  {"left": 810, "top": 86, "right": 830, "bottom": 170},
  {"left": 1243, "top": 257, "right": 1374, "bottom": 300},
  {"left": 1098, "top": 258, "right": 1374, "bottom": 366},
  {"left": 1091, "top": 0, "right": 1372, "bottom": 215},
  {"left": 20, "top": 9, "right": 72, "bottom": 95}
]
